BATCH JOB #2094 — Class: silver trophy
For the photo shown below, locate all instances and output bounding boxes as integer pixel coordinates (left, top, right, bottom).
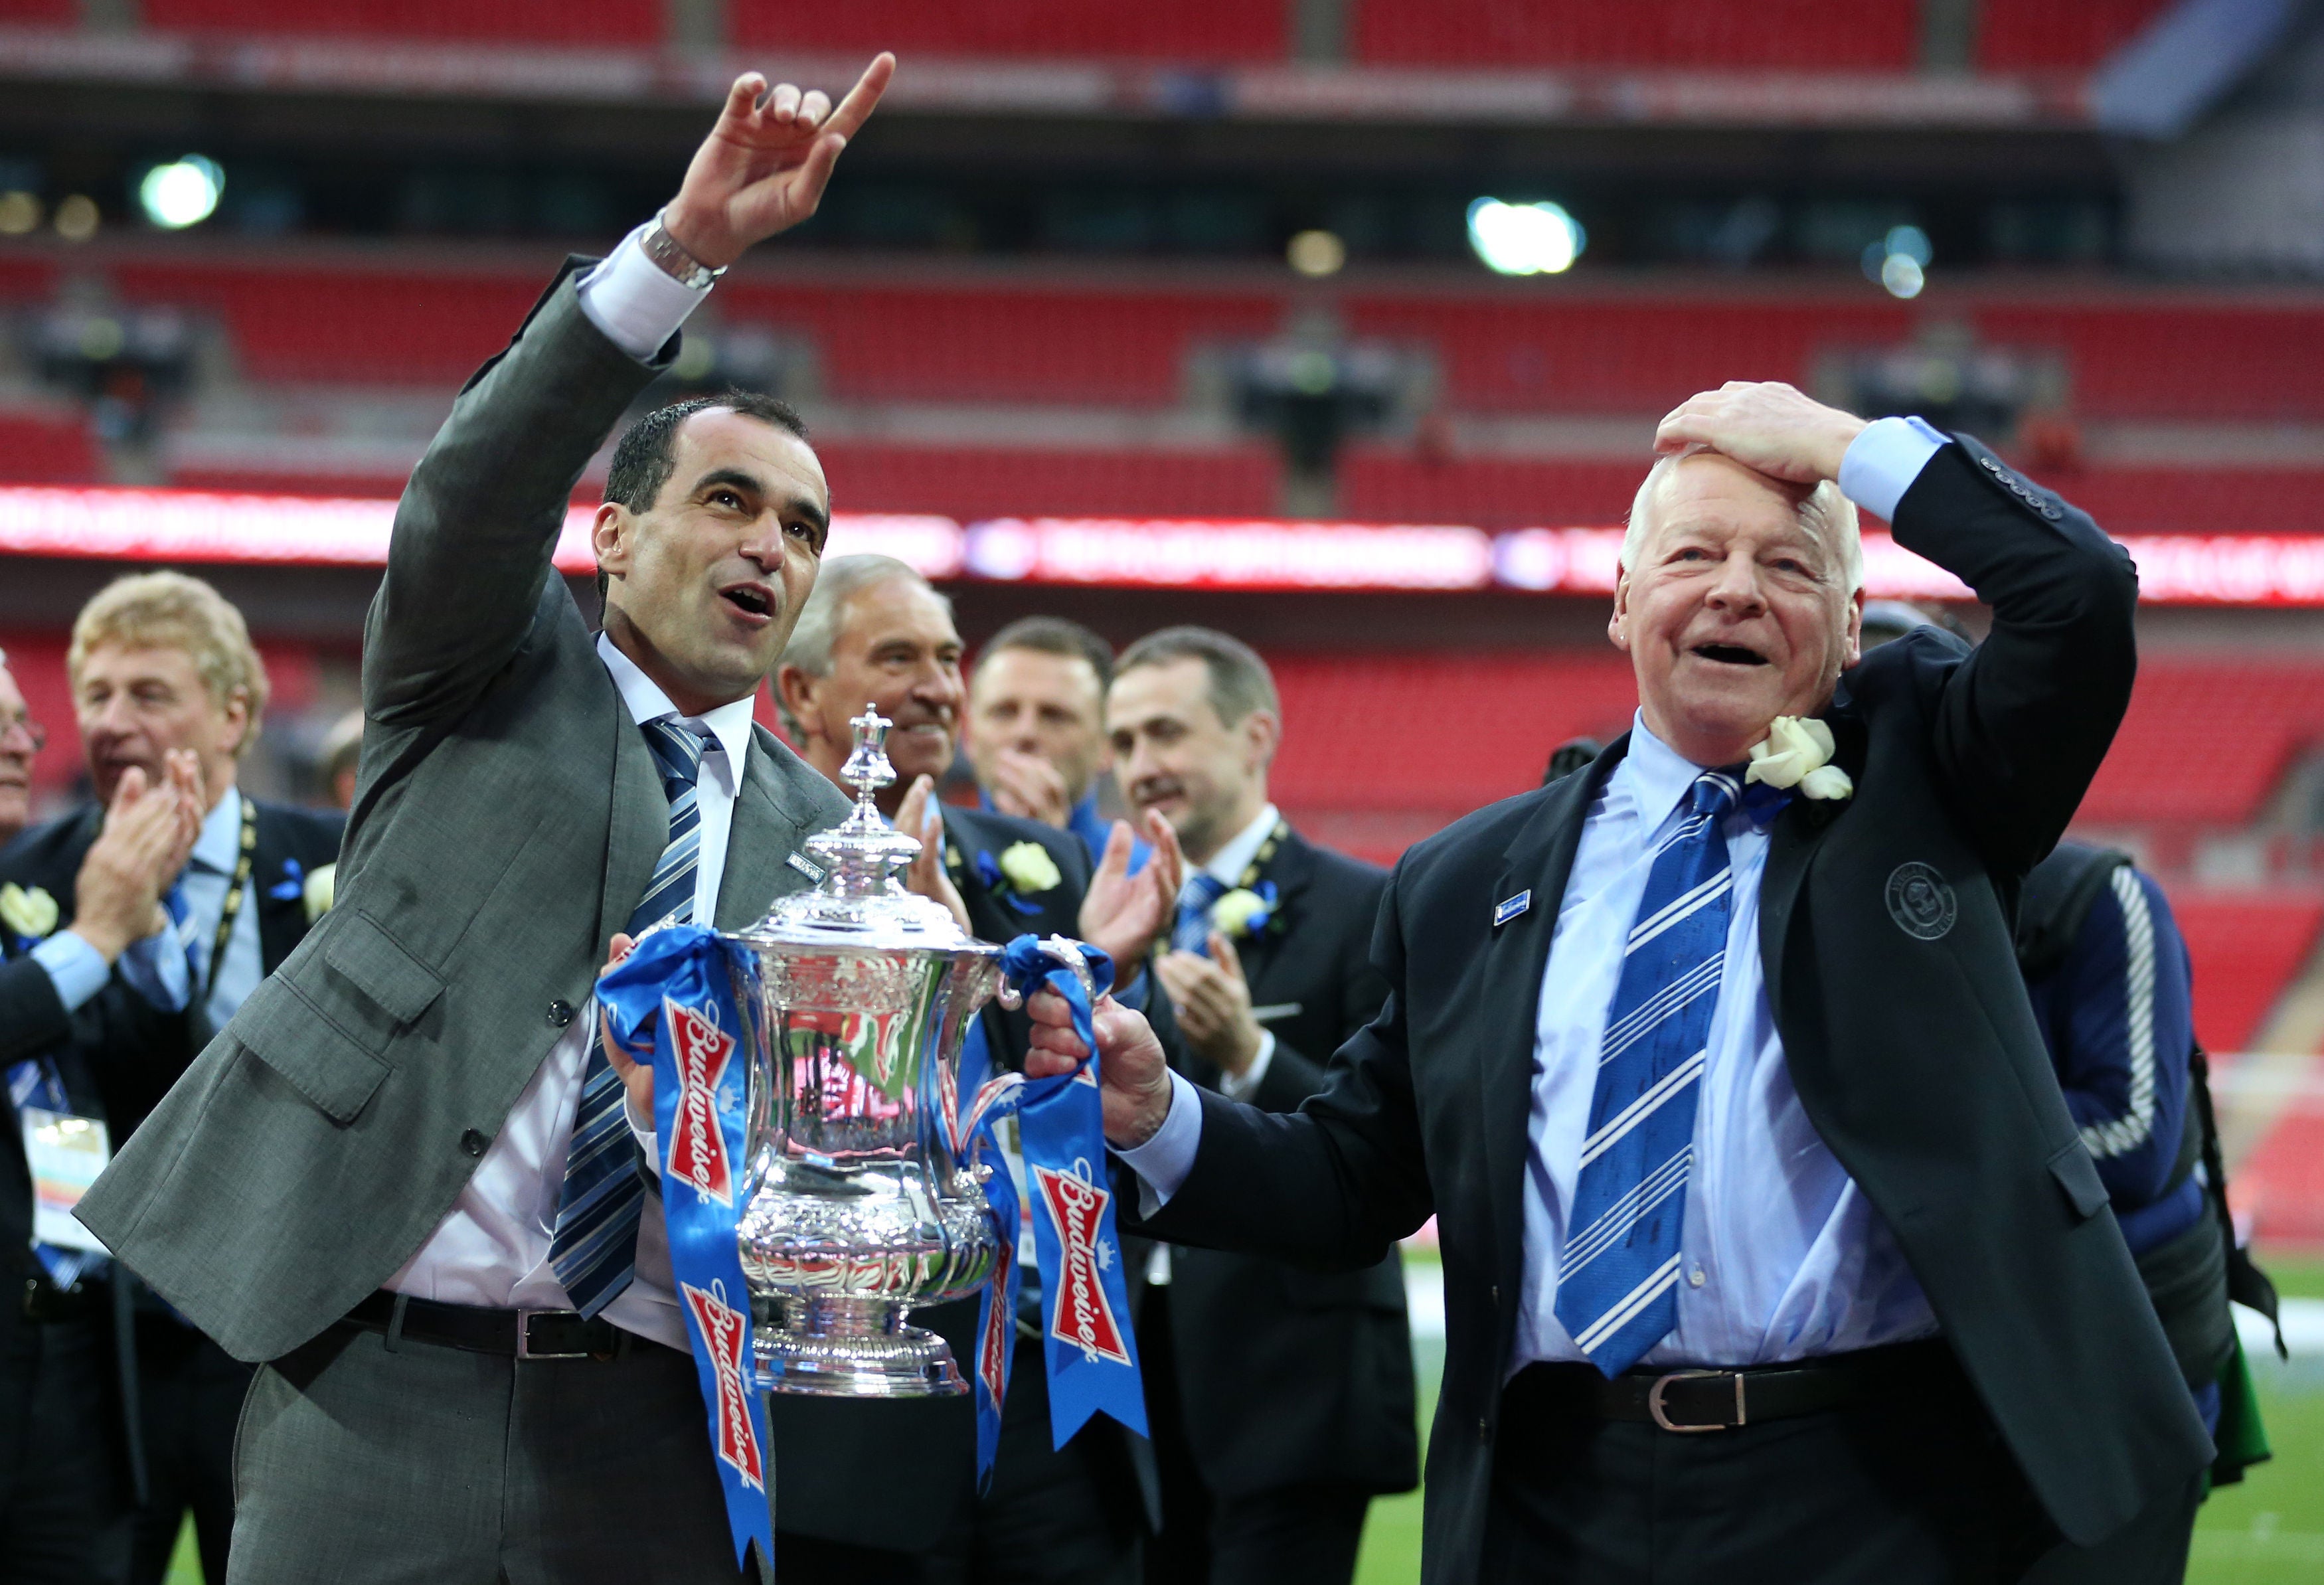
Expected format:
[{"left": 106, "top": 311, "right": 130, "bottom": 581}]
[{"left": 727, "top": 703, "right": 1005, "bottom": 1396}]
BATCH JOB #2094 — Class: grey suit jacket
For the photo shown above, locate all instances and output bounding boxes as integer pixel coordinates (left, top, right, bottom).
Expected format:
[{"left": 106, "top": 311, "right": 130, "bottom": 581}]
[{"left": 78, "top": 265, "right": 851, "bottom": 1364}]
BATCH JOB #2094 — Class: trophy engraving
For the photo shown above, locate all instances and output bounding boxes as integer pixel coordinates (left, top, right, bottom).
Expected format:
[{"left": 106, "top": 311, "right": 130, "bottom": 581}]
[{"left": 727, "top": 704, "right": 1005, "bottom": 1396}]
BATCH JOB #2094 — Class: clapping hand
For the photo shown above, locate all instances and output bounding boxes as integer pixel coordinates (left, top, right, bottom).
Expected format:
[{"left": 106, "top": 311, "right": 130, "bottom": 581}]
[
  {"left": 1157, "top": 931, "right": 1262, "bottom": 1078},
  {"left": 1655, "top": 381, "right": 1868, "bottom": 487},
  {"left": 662, "top": 52, "right": 896, "bottom": 271},
  {"left": 70, "top": 750, "right": 204, "bottom": 962},
  {"left": 894, "top": 774, "right": 975, "bottom": 938},
  {"left": 1077, "top": 812, "right": 1183, "bottom": 987},
  {"left": 986, "top": 748, "right": 1072, "bottom": 828}
]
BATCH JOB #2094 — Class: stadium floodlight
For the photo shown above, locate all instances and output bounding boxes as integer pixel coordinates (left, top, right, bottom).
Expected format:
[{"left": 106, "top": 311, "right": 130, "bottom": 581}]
[
  {"left": 1880, "top": 253, "right": 1926, "bottom": 299},
  {"left": 139, "top": 157, "right": 224, "bottom": 230},
  {"left": 1467, "top": 198, "right": 1584, "bottom": 276}
]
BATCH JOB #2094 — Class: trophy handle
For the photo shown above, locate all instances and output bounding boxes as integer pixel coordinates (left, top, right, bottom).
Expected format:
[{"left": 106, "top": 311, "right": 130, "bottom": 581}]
[{"left": 992, "top": 934, "right": 1096, "bottom": 1011}]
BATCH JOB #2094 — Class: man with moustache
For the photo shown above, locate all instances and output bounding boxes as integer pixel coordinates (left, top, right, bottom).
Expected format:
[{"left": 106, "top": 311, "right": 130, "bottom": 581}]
[
  {"left": 965, "top": 616, "right": 1144, "bottom": 869},
  {"left": 0, "top": 652, "right": 199, "bottom": 1583},
  {"left": 78, "top": 55, "right": 895, "bottom": 1582},
  {"left": 1032, "top": 386, "right": 2209, "bottom": 1584},
  {"left": 1105, "top": 626, "right": 1416, "bottom": 1585},
  {"left": 3, "top": 574, "right": 343, "bottom": 1585},
  {"left": 774, "top": 553, "right": 1181, "bottom": 1585}
]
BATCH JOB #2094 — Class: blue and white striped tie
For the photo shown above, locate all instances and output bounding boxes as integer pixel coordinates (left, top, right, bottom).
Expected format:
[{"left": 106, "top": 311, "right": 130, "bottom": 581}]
[
  {"left": 548, "top": 716, "right": 706, "bottom": 1317},
  {"left": 1173, "top": 873, "right": 1229, "bottom": 956},
  {"left": 1554, "top": 766, "right": 1744, "bottom": 1377},
  {"left": 7, "top": 1056, "right": 101, "bottom": 1291}
]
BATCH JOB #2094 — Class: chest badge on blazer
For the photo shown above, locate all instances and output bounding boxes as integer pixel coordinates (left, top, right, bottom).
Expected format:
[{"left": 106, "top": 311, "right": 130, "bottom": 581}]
[
  {"left": 1884, "top": 862, "right": 1957, "bottom": 941},
  {"left": 1493, "top": 890, "right": 1531, "bottom": 928}
]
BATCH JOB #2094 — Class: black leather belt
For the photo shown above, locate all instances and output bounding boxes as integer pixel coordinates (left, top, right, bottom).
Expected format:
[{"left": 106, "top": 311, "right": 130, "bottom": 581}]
[
  {"left": 341, "top": 1290, "right": 637, "bottom": 1361},
  {"left": 1509, "top": 1338, "right": 1951, "bottom": 1433}
]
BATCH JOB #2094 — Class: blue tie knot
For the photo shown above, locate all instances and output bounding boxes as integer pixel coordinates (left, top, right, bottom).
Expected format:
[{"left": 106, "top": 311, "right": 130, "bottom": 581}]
[
  {"left": 1691, "top": 767, "right": 1745, "bottom": 820},
  {"left": 641, "top": 717, "right": 707, "bottom": 797}
]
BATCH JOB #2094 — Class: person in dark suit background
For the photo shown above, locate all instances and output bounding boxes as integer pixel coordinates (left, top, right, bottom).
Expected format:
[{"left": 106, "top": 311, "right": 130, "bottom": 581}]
[
  {"left": 1, "top": 575, "right": 344, "bottom": 1585},
  {"left": 1033, "top": 383, "right": 2212, "bottom": 1584},
  {"left": 776, "top": 554, "right": 1182, "bottom": 1584},
  {"left": 0, "top": 651, "right": 200, "bottom": 1583},
  {"left": 965, "top": 616, "right": 1149, "bottom": 872},
  {"left": 1105, "top": 626, "right": 1419, "bottom": 1585}
]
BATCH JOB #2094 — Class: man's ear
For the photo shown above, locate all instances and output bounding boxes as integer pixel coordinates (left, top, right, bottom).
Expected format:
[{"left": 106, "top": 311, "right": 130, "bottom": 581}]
[
  {"left": 774, "top": 664, "right": 820, "bottom": 744},
  {"left": 592, "top": 503, "right": 632, "bottom": 585},
  {"left": 1841, "top": 588, "right": 1867, "bottom": 669},
  {"left": 220, "top": 685, "right": 252, "bottom": 757},
  {"left": 1244, "top": 709, "right": 1281, "bottom": 772},
  {"left": 1608, "top": 573, "right": 1633, "bottom": 653}
]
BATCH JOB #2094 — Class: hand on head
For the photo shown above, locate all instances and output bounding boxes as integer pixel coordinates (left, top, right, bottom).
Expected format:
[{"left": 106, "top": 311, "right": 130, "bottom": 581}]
[
  {"left": 1022, "top": 989, "right": 1173, "bottom": 1149},
  {"left": 663, "top": 54, "right": 896, "bottom": 270},
  {"left": 1655, "top": 381, "right": 1869, "bottom": 487},
  {"left": 1076, "top": 811, "right": 1183, "bottom": 983},
  {"left": 71, "top": 749, "right": 207, "bottom": 963},
  {"left": 1157, "top": 930, "right": 1261, "bottom": 1077}
]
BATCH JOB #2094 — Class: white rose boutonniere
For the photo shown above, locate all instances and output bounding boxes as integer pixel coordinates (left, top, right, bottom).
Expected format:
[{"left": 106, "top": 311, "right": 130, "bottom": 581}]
[
  {"left": 996, "top": 841, "right": 1062, "bottom": 896},
  {"left": 0, "top": 882, "right": 60, "bottom": 941},
  {"left": 1208, "top": 881, "right": 1280, "bottom": 940},
  {"left": 1745, "top": 716, "right": 1853, "bottom": 801},
  {"left": 302, "top": 862, "right": 337, "bottom": 926}
]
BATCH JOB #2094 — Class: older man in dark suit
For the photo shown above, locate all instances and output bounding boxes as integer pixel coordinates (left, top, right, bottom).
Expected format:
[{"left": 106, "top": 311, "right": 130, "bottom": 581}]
[
  {"left": 1031, "top": 384, "right": 2210, "bottom": 1584},
  {"left": 775, "top": 553, "right": 1181, "bottom": 1584}
]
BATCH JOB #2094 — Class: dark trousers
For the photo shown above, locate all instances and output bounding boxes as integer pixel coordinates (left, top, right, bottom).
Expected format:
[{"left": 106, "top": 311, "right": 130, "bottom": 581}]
[
  {"left": 129, "top": 1317, "right": 252, "bottom": 1585},
  {"left": 1208, "top": 1485, "right": 1369, "bottom": 1585},
  {"left": 1483, "top": 1355, "right": 2200, "bottom": 1585},
  {"left": 777, "top": 1337, "right": 1144, "bottom": 1585},
  {"left": 229, "top": 1320, "right": 755, "bottom": 1585},
  {"left": 0, "top": 1311, "right": 133, "bottom": 1584}
]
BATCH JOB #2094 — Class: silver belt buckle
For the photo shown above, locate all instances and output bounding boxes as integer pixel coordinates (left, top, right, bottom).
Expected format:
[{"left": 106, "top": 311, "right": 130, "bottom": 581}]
[
  {"left": 1647, "top": 1368, "right": 1745, "bottom": 1433},
  {"left": 516, "top": 1307, "right": 592, "bottom": 1361}
]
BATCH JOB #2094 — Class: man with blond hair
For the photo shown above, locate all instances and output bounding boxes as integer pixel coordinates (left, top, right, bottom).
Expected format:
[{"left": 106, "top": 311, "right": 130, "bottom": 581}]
[{"left": 1, "top": 571, "right": 342, "bottom": 1585}]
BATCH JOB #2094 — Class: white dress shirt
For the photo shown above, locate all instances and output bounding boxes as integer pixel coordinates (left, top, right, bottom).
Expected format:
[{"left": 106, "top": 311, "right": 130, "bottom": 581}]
[{"left": 1118, "top": 421, "right": 1956, "bottom": 1368}]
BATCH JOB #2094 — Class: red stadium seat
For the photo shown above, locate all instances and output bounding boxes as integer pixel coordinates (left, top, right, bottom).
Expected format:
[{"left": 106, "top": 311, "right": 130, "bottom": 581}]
[
  {"left": 730, "top": 0, "right": 1284, "bottom": 62},
  {"left": 1345, "top": 294, "right": 1914, "bottom": 415},
  {"left": 2173, "top": 896, "right": 2324, "bottom": 1052},
  {"left": 1341, "top": 450, "right": 1645, "bottom": 529},
  {"left": 2030, "top": 467, "right": 2324, "bottom": 538},
  {"left": 141, "top": 0, "right": 660, "bottom": 43},
  {"left": 1353, "top": 0, "right": 1916, "bottom": 70},
  {"left": 0, "top": 406, "right": 102, "bottom": 484},
  {"left": 1975, "top": 0, "right": 2175, "bottom": 72},
  {"left": 0, "top": 0, "right": 76, "bottom": 26},
  {"left": 816, "top": 442, "right": 1281, "bottom": 520},
  {"left": 2081, "top": 659, "right": 2324, "bottom": 827},
  {"left": 1975, "top": 301, "right": 2324, "bottom": 423},
  {"left": 717, "top": 282, "right": 1282, "bottom": 408}
]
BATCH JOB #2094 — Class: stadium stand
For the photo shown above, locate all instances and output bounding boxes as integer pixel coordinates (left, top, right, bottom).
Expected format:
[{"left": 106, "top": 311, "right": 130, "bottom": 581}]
[
  {"left": 138, "top": 0, "right": 661, "bottom": 44},
  {"left": 817, "top": 442, "right": 1280, "bottom": 520},
  {"left": 1352, "top": 0, "right": 1918, "bottom": 70},
  {"left": 1975, "top": 0, "right": 2177, "bottom": 72},
  {"left": 2080, "top": 659, "right": 2324, "bottom": 828},
  {"left": 730, "top": 0, "right": 1284, "bottom": 62},
  {"left": 1339, "top": 452, "right": 1645, "bottom": 529},
  {"left": 2177, "top": 895, "right": 2324, "bottom": 1053},
  {"left": 1976, "top": 301, "right": 2324, "bottom": 422},
  {"left": 0, "top": 406, "right": 100, "bottom": 483},
  {"left": 2230, "top": 1056, "right": 2324, "bottom": 1242}
]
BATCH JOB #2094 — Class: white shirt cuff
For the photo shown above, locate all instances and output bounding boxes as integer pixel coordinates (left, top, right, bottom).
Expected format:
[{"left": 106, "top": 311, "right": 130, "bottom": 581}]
[
  {"left": 32, "top": 931, "right": 109, "bottom": 1015},
  {"left": 1838, "top": 414, "right": 1950, "bottom": 523},
  {"left": 1218, "top": 1031, "right": 1275, "bottom": 1102},
  {"left": 1114, "top": 1068, "right": 1203, "bottom": 1214},
  {"left": 576, "top": 223, "right": 713, "bottom": 363},
  {"left": 116, "top": 924, "right": 190, "bottom": 1013}
]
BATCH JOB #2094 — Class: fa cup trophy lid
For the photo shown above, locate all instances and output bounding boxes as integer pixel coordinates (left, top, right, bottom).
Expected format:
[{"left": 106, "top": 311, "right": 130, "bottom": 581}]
[{"left": 740, "top": 703, "right": 991, "bottom": 953}]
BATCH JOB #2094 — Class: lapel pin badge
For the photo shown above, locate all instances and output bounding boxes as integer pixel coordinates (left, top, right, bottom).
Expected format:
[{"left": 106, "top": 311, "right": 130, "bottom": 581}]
[
  {"left": 1493, "top": 890, "right": 1531, "bottom": 928},
  {"left": 787, "top": 851, "right": 827, "bottom": 884}
]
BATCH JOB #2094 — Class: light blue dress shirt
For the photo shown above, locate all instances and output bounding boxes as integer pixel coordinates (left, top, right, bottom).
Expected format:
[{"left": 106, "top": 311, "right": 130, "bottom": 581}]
[{"left": 1511, "top": 714, "right": 1936, "bottom": 1373}]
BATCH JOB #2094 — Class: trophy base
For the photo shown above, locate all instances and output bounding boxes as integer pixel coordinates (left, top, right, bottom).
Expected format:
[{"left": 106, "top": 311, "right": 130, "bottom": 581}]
[{"left": 756, "top": 1297, "right": 969, "bottom": 1398}]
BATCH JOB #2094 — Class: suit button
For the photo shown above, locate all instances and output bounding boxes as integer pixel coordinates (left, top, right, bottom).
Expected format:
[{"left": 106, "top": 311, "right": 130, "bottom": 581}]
[
  {"left": 2040, "top": 503, "right": 2063, "bottom": 520},
  {"left": 1980, "top": 456, "right": 2002, "bottom": 472},
  {"left": 546, "top": 999, "right": 574, "bottom": 1028},
  {"left": 1478, "top": 1416, "right": 1491, "bottom": 1442},
  {"left": 460, "top": 1129, "right": 488, "bottom": 1157},
  {"left": 1489, "top": 1284, "right": 1500, "bottom": 1304}
]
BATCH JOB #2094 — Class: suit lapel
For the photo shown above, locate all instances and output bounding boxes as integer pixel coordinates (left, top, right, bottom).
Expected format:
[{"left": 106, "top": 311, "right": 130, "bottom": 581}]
[
  {"left": 716, "top": 732, "right": 816, "bottom": 932},
  {"left": 596, "top": 697, "right": 669, "bottom": 951},
  {"left": 250, "top": 803, "right": 307, "bottom": 975},
  {"left": 1478, "top": 736, "right": 1630, "bottom": 1311},
  {"left": 1233, "top": 824, "right": 1310, "bottom": 999},
  {"left": 1756, "top": 718, "right": 1857, "bottom": 1015}
]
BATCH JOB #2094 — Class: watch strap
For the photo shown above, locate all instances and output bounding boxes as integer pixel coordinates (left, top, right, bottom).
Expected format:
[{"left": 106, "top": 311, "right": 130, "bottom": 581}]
[{"left": 641, "top": 210, "right": 725, "bottom": 291}]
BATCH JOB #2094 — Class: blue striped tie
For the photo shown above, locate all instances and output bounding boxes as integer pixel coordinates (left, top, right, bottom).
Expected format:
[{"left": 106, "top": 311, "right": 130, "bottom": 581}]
[
  {"left": 1173, "top": 873, "right": 1229, "bottom": 956},
  {"left": 548, "top": 716, "right": 706, "bottom": 1317},
  {"left": 7, "top": 1056, "right": 102, "bottom": 1290},
  {"left": 1554, "top": 766, "right": 1746, "bottom": 1376}
]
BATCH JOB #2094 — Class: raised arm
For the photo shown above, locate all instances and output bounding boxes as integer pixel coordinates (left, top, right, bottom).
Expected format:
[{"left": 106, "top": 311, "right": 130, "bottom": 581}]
[{"left": 364, "top": 56, "right": 894, "bottom": 727}]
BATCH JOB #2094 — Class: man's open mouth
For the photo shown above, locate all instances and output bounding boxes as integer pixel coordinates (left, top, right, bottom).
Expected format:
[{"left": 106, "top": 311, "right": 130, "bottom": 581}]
[
  {"left": 1691, "top": 643, "right": 1770, "bottom": 667},
  {"left": 719, "top": 583, "right": 775, "bottom": 620}
]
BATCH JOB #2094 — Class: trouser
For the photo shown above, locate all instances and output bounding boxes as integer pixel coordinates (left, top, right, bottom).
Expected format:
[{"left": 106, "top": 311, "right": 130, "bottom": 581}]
[
  {"left": 1481, "top": 1353, "right": 2201, "bottom": 1585},
  {"left": 227, "top": 1319, "right": 755, "bottom": 1585},
  {"left": 129, "top": 1317, "right": 252, "bottom": 1585},
  {"left": 777, "top": 1337, "right": 1145, "bottom": 1585},
  {"left": 1207, "top": 1484, "right": 1370, "bottom": 1585},
  {"left": 0, "top": 1307, "right": 133, "bottom": 1584}
]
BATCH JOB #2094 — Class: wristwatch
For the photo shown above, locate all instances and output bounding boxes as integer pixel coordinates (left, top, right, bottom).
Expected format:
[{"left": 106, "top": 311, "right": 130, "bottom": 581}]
[{"left": 641, "top": 210, "right": 726, "bottom": 290}]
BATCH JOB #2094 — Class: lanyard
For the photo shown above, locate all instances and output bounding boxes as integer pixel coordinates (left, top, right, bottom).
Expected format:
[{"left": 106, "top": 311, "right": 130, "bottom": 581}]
[{"left": 200, "top": 796, "right": 259, "bottom": 1008}]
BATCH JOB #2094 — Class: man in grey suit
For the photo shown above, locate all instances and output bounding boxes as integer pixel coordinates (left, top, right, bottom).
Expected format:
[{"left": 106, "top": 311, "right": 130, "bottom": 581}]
[{"left": 77, "top": 52, "right": 896, "bottom": 1585}]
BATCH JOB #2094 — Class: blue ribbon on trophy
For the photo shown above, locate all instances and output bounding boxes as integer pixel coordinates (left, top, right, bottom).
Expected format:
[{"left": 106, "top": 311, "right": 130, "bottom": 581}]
[
  {"left": 598, "top": 927, "right": 775, "bottom": 1575},
  {"left": 940, "top": 934, "right": 1149, "bottom": 1481}
]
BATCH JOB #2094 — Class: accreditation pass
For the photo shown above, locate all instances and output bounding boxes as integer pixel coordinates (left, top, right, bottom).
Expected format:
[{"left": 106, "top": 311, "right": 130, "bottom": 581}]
[{"left": 21, "top": 1108, "right": 111, "bottom": 1253}]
